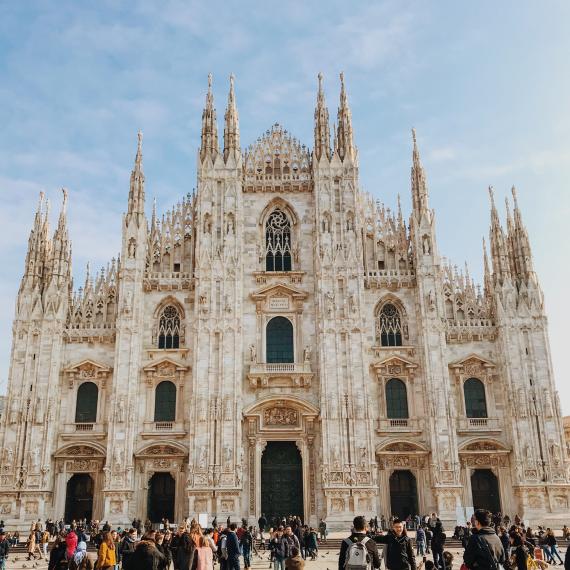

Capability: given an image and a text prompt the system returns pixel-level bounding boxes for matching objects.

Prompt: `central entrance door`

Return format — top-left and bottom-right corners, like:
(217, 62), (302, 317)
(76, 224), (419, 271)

(261, 441), (303, 523)
(65, 473), (94, 522)
(389, 470), (418, 519)
(148, 472), (175, 523)
(471, 469), (501, 513)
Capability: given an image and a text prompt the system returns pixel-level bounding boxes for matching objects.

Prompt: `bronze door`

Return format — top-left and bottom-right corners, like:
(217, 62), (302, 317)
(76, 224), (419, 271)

(148, 472), (175, 523)
(261, 441), (303, 522)
(65, 473), (94, 522)
(471, 469), (501, 513)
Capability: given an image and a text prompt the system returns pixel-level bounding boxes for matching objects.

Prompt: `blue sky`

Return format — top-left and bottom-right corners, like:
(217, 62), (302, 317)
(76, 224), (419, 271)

(1, 1), (569, 411)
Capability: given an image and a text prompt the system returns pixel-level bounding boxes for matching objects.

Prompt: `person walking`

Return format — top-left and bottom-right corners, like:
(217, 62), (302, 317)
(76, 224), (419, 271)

(508, 532), (529, 570)
(241, 526), (254, 570)
(372, 518), (416, 570)
(416, 526), (426, 557)
(338, 516), (381, 570)
(96, 531), (117, 570)
(431, 522), (446, 570)
(271, 529), (286, 570)
(546, 529), (563, 565)
(195, 535), (214, 570)
(0, 531), (9, 570)
(463, 510), (505, 570)
(120, 528), (138, 570)
(69, 541), (93, 570)
(226, 523), (242, 570)
(318, 519), (327, 543)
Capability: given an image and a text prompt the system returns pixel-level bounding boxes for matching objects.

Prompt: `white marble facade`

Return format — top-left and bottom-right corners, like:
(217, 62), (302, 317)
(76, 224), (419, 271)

(1, 74), (569, 530)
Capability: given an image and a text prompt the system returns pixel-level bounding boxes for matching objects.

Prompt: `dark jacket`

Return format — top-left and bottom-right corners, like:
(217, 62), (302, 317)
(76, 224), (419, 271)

(0, 538), (9, 558)
(374, 533), (416, 570)
(157, 542), (172, 570)
(130, 540), (166, 570)
(48, 543), (68, 570)
(281, 534), (301, 559)
(338, 532), (381, 570)
(176, 534), (197, 570)
(464, 528), (505, 570)
(564, 545), (570, 570)
(227, 531), (241, 559)
(431, 531), (446, 552)
(120, 535), (138, 569)
(511, 545), (529, 570)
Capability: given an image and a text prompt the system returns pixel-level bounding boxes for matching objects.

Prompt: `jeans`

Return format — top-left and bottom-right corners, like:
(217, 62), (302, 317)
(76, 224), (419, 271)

(433, 549), (444, 570)
(541, 545), (553, 562)
(243, 546), (252, 568)
(227, 556), (241, 570)
(0, 556), (5, 570)
(42, 543), (48, 557)
(550, 545), (563, 564)
(416, 541), (425, 556)
(274, 557), (285, 570)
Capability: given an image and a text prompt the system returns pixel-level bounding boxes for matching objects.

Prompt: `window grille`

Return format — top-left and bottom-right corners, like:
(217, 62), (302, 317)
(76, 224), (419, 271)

(158, 305), (181, 349)
(265, 210), (292, 272)
(377, 303), (403, 346)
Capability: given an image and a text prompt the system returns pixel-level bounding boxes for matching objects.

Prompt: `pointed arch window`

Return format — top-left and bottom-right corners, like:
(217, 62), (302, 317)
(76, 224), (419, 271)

(158, 305), (181, 349)
(154, 381), (177, 422)
(385, 378), (409, 419)
(464, 378), (488, 418)
(377, 303), (403, 346)
(75, 382), (98, 423)
(265, 209), (292, 272)
(266, 316), (294, 363)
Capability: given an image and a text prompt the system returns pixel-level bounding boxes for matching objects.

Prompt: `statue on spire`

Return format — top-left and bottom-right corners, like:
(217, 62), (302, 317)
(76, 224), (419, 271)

(314, 72), (331, 161)
(200, 73), (219, 162)
(223, 73), (240, 162)
(336, 71), (355, 161)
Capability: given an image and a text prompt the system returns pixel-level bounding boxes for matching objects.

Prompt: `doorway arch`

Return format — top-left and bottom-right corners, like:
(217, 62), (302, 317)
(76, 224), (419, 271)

(148, 472), (175, 523)
(65, 473), (94, 522)
(261, 441), (303, 524)
(471, 469), (500, 512)
(389, 470), (418, 519)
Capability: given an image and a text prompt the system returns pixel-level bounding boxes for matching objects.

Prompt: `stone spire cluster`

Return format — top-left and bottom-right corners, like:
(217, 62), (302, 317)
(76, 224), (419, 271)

(200, 73), (219, 162)
(20, 189), (71, 298)
(127, 131), (145, 223)
(410, 128), (430, 218)
(223, 74), (240, 161)
(313, 72), (356, 163)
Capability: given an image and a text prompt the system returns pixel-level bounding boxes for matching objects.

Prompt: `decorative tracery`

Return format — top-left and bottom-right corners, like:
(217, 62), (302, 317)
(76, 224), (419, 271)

(158, 305), (181, 349)
(265, 210), (292, 272)
(376, 302), (405, 346)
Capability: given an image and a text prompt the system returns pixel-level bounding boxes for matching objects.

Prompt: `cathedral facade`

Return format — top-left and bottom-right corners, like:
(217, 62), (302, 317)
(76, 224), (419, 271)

(1, 74), (569, 529)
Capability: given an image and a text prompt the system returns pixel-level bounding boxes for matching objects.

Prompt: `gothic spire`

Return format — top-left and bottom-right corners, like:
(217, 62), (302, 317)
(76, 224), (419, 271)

(49, 188), (71, 281)
(410, 128), (429, 217)
(223, 73), (240, 162)
(510, 185), (535, 281)
(314, 72), (331, 161)
(200, 73), (219, 163)
(127, 131), (145, 220)
(488, 186), (511, 284)
(336, 72), (355, 162)
(482, 237), (493, 301)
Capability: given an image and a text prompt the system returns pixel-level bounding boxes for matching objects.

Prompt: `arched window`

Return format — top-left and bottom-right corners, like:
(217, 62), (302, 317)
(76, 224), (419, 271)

(158, 305), (181, 349)
(377, 303), (403, 346)
(464, 378), (488, 418)
(154, 381), (176, 422)
(386, 378), (409, 419)
(75, 382), (98, 423)
(266, 316), (294, 363)
(265, 210), (292, 272)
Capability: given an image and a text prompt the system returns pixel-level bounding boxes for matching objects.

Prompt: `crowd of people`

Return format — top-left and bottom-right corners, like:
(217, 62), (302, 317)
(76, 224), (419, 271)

(0, 510), (568, 570)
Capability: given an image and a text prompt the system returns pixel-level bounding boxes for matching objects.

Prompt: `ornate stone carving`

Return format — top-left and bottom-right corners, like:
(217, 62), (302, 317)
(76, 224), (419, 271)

(263, 407), (299, 426)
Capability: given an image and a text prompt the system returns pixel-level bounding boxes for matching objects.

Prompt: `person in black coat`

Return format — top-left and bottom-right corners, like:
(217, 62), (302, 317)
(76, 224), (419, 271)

(373, 518), (416, 570)
(430, 522), (446, 570)
(338, 516), (381, 570)
(509, 532), (529, 570)
(464, 510), (506, 570)
(130, 538), (166, 570)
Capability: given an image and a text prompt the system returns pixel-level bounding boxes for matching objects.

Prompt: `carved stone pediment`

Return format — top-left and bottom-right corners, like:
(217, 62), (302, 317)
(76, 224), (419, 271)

(136, 444), (187, 458)
(251, 282), (308, 305)
(143, 357), (189, 374)
(55, 444), (106, 458)
(449, 354), (495, 376)
(64, 359), (112, 383)
(372, 356), (418, 379)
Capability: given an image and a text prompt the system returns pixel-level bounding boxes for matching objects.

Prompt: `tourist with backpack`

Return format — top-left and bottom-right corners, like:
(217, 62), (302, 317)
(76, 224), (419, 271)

(416, 527), (426, 556)
(338, 516), (381, 570)
(373, 518), (416, 570)
(431, 522), (446, 570)
(463, 510), (506, 570)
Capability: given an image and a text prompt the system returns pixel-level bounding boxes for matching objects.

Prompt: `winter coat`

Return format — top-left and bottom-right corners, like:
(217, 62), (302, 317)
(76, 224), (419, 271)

(510, 545), (529, 570)
(338, 533), (382, 570)
(463, 528), (506, 570)
(66, 531), (78, 559)
(176, 534), (197, 570)
(373, 533), (416, 570)
(120, 536), (138, 569)
(129, 540), (166, 570)
(431, 531), (446, 552)
(97, 541), (117, 568)
(196, 545), (214, 570)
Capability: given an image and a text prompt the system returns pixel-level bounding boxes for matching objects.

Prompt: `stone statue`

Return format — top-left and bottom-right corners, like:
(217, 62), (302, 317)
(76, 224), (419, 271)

(348, 294), (357, 314)
(116, 397), (126, 423)
(128, 238), (136, 258)
(359, 447), (368, 468)
(303, 346), (311, 362)
(123, 290), (133, 314)
(422, 235), (431, 255)
(249, 344), (257, 363)
(3, 447), (14, 466)
(543, 392), (554, 417)
(9, 398), (19, 424)
(29, 446), (40, 470)
(224, 445), (232, 469)
(325, 291), (334, 316)
(113, 446), (124, 467)
(198, 446), (207, 469)
(332, 446), (340, 469)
